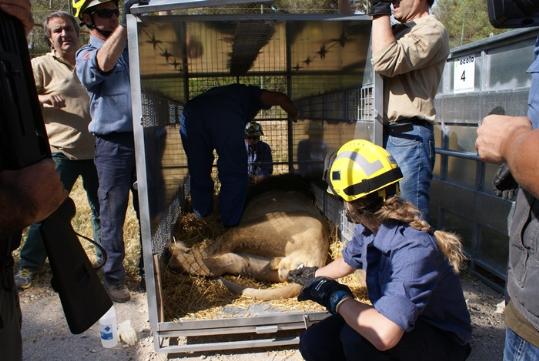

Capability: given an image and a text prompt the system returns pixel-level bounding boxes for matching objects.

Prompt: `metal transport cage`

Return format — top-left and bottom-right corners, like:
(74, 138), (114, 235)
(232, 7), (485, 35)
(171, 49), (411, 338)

(126, 1), (379, 354)
(431, 27), (539, 290)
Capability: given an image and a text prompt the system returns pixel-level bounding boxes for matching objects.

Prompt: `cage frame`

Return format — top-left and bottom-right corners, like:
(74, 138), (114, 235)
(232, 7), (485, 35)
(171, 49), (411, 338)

(127, 2), (382, 354)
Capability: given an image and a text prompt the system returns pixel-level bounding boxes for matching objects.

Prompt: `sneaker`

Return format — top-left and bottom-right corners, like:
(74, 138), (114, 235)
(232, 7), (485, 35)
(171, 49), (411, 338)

(14, 268), (35, 290)
(105, 282), (131, 303)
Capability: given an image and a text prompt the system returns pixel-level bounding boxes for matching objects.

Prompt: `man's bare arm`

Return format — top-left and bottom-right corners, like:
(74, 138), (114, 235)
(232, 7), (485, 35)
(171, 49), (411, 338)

(371, 16), (395, 55)
(260, 90), (298, 121)
(96, 25), (127, 72)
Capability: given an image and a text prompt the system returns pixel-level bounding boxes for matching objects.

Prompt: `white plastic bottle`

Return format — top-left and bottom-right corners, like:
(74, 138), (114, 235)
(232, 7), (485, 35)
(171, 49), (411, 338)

(99, 306), (118, 348)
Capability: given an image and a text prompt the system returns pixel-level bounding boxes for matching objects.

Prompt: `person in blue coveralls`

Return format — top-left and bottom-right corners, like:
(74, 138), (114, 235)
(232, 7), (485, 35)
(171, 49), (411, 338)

(288, 139), (472, 361)
(244, 121), (273, 185)
(73, 0), (141, 303)
(180, 84), (297, 227)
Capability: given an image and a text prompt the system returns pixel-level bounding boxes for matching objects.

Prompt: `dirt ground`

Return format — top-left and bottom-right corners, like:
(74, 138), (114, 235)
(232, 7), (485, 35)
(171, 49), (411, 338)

(17, 270), (505, 361)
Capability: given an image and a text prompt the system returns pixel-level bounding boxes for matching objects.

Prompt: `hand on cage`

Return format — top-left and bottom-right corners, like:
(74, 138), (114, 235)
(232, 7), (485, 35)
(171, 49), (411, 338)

(120, 0), (146, 27)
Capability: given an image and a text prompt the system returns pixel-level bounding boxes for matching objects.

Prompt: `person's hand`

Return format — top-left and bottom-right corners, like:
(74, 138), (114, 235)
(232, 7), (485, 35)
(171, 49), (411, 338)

(476, 115), (531, 164)
(0, 159), (67, 231)
(120, 0), (147, 27)
(20, 159), (67, 223)
(288, 266), (317, 286)
(0, 0), (33, 35)
(298, 277), (353, 314)
(369, 0), (392, 17)
(42, 94), (66, 109)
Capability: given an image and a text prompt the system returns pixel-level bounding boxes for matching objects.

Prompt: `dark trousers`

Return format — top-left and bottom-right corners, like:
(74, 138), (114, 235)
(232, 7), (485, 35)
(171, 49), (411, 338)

(180, 112), (248, 227)
(300, 315), (471, 361)
(19, 152), (100, 271)
(94, 133), (142, 285)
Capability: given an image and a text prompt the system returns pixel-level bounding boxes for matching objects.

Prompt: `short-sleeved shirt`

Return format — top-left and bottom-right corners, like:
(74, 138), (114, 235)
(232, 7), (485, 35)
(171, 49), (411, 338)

(371, 15), (449, 123)
(342, 221), (472, 344)
(76, 36), (132, 135)
(527, 36), (539, 129)
(32, 52), (94, 160)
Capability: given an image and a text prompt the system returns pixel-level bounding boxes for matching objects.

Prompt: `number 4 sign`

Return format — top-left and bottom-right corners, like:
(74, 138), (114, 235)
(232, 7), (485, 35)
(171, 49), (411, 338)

(453, 55), (475, 93)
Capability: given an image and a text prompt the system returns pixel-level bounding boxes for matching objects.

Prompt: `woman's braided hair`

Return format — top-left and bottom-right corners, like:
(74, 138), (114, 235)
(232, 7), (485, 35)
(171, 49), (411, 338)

(348, 195), (466, 273)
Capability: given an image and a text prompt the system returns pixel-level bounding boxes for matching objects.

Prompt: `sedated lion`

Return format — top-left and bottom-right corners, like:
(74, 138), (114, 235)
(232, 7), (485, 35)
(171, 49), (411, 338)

(168, 174), (330, 300)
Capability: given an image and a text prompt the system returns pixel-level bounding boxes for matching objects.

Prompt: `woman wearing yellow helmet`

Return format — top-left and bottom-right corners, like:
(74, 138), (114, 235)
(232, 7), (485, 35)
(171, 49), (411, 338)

(289, 139), (472, 361)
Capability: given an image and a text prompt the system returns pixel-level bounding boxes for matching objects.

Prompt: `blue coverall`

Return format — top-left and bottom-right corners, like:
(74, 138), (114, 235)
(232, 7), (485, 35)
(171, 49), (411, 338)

(180, 84), (270, 227)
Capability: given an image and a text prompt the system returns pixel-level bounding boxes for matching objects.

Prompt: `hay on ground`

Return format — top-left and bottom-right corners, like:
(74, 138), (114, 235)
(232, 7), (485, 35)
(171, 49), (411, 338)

(162, 209), (368, 321)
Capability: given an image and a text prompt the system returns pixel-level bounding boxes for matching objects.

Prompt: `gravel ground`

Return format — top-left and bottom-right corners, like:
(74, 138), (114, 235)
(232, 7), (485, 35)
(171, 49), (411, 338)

(18, 271), (505, 361)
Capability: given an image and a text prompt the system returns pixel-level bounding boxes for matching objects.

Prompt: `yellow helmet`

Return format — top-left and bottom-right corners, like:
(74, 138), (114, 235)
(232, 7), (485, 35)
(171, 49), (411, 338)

(327, 139), (403, 202)
(72, 0), (116, 19)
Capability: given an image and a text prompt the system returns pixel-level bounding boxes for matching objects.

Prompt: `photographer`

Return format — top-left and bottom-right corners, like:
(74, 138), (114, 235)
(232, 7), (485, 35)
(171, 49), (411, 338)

(0, 3), (66, 360)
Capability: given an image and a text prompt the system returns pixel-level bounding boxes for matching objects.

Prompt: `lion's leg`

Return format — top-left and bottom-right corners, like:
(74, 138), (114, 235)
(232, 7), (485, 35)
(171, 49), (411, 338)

(205, 253), (282, 282)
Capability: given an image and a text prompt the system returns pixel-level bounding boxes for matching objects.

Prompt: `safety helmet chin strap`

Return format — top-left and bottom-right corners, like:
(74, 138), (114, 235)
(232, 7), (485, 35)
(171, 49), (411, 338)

(83, 14), (113, 38)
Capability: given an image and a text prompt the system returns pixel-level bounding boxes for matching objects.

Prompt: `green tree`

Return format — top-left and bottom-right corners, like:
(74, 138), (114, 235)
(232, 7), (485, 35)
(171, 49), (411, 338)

(433, 0), (505, 48)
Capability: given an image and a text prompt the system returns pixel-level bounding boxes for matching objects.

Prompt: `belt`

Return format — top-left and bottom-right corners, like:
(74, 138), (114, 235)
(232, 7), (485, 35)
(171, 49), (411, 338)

(385, 117), (432, 135)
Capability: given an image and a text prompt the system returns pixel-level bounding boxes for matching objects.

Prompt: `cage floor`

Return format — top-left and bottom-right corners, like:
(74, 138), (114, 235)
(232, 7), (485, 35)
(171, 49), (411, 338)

(161, 210), (368, 321)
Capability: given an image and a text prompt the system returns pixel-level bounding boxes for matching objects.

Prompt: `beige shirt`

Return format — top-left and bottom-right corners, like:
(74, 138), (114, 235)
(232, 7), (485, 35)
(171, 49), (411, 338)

(32, 51), (94, 160)
(372, 15), (449, 123)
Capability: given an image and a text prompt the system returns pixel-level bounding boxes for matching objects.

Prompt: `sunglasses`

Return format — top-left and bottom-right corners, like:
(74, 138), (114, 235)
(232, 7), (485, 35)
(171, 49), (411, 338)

(92, 8), (120, 19)
(246, 136), (259, 140)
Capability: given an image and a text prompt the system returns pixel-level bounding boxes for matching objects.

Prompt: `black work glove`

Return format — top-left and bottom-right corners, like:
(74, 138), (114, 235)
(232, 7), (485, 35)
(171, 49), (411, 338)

(493, 164), (519, 201)
(288, 266), (318, 286)
(369, 0), (392, 17)
(298, 277), (353, 315)
(120, 0), (146, 27)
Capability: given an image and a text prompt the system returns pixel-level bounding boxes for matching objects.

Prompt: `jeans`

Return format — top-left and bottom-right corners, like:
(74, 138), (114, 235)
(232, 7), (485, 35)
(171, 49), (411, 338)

(94, 133), (141, 285)
(504, 327), (539, 361)
(19, 152), (100, 271)
(300, 315), (470, 361)
(384, 122), (434, 221)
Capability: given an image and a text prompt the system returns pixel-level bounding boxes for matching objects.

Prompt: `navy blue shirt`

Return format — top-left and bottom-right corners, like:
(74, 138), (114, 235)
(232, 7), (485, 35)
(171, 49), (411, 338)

(343, 221), (472, 344)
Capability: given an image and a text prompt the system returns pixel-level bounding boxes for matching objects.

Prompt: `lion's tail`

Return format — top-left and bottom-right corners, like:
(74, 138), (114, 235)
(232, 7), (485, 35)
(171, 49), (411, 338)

(219, 278), (302, 300)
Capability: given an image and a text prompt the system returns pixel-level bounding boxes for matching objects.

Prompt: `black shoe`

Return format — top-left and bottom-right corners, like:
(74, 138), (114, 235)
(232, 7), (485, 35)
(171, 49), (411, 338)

(105, 282), (130, 303)
(138, 278), (146, 292)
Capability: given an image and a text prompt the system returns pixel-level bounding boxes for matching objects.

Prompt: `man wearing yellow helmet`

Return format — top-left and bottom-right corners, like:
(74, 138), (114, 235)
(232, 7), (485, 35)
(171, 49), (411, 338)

(74, 0), (142, 302)
(289, 139), (471, 361)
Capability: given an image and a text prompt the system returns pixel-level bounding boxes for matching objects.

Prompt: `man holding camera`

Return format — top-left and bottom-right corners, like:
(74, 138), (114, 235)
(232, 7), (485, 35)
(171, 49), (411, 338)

(369, 0), (448, 221)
